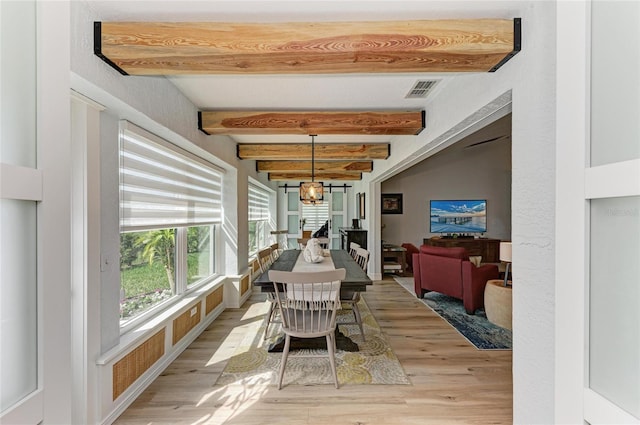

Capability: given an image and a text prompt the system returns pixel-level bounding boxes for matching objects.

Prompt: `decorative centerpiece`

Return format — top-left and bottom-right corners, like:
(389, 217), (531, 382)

(303, 238), (324, 263)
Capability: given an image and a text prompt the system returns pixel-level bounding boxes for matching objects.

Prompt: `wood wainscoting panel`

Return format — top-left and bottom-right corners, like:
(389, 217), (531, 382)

(112, 328), (165, 400)
(205, 286), (224, 315)
(172, 303), (201, 345)
(240, 274), (250, 295)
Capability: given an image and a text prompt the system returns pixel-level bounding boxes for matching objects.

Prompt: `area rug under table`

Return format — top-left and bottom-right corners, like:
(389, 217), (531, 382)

(215, 298), (411, 387)
(393, 277), (512, 350)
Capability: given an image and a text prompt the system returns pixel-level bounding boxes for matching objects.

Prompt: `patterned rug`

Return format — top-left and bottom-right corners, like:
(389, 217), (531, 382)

(216, 298), (411, 387)
(394, 277), (512, 350)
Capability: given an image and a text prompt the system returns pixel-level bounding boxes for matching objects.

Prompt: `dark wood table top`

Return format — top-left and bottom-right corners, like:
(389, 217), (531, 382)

(253, 249), (372, 293)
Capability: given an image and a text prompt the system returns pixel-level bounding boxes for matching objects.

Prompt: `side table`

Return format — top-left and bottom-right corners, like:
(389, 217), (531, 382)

(484, 279), (512, 330)
(382, 244), (407, 276)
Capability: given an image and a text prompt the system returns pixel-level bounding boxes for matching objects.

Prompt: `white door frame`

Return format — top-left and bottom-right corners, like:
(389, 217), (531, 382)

(556, 1), (640, 423)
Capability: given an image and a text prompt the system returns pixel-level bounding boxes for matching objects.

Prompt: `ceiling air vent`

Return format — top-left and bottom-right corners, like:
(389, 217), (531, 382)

(405, 80), (439, 99)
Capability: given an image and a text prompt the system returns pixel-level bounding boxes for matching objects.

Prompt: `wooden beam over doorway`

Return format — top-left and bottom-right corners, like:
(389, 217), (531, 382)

(94, 19), (520, 75)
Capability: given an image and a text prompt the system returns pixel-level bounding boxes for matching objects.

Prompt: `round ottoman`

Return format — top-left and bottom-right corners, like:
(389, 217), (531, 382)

(484, 279), (512, 330)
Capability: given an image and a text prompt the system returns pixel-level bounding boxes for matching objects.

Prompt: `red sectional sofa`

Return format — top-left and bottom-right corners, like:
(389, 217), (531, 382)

(401, 242), (419, 272)
(413, 245), (499, 314)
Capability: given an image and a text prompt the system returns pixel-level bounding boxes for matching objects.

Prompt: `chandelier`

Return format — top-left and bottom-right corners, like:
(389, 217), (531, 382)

(299, 134), (324, 205)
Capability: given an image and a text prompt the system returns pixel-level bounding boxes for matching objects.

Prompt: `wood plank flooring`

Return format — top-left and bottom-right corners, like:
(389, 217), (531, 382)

(114, 276), (512, 425)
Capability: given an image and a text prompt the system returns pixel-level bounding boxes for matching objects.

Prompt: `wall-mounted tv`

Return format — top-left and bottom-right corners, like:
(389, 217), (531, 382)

(430, 200), (487, 233)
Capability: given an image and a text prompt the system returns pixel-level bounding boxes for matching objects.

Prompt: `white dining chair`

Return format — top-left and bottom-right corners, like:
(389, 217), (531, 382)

(341, 247), (369, 341)
(268, 268), (346, 389)
(348, 242), (360, 259)
(297, 238), (309, 250)
(354, 247), (369, 271)
(258, 247), (274, 273)
(258, 247), (278, 340)
(270, 242), (280, 261)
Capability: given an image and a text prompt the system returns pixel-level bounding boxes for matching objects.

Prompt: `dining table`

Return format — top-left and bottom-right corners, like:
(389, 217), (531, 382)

(253, 249), (372, 352)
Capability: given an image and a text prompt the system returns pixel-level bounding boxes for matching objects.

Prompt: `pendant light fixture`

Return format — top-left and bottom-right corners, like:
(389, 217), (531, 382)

(299, 134), (324, 205)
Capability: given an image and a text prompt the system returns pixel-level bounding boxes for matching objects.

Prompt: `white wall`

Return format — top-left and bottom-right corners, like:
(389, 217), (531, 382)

(380, 124), (512, 248)
(361, 3), (557, 423)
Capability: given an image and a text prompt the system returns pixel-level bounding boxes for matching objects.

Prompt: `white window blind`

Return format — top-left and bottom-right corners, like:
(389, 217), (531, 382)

(302, 202), (329, 233)
(120, 122), (223, 231)
(248, 183), (270, 221)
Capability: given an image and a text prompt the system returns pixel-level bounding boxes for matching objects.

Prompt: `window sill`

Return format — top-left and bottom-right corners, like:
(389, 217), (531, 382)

(97, 275), (225, 366)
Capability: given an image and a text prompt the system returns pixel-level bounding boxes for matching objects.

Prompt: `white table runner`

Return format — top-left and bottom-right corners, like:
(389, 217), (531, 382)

(291, 250), (335, 272)
(289, 251), (339, 302)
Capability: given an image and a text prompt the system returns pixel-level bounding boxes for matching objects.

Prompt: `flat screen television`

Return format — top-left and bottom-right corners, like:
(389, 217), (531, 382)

(430, 199), (487, 233)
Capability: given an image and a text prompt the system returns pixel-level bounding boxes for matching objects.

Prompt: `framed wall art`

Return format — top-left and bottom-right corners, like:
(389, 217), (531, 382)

(381, 193), (403, 214)
(358, 192), (366, 219)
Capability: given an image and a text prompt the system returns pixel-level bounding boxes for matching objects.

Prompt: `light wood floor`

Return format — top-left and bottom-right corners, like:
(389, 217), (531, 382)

(114, 276), (512, 425)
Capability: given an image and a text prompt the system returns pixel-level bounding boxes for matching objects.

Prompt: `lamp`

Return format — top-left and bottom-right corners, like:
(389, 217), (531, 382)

(499, 241), (512, 286)
(299, 134), (324, 205)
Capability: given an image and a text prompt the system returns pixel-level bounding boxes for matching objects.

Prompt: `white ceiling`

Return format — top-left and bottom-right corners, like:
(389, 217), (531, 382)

(86, 0), (518, 145)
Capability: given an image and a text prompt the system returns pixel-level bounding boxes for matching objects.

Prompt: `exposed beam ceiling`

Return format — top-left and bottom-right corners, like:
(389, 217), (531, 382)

(94, 19), (520, 75)
(237, 143), (390, 160)
(268, 172), (362, 181)
(257, 160), (373, 173)
(199, 110), (424, 135)
(92, 13), (520, 182)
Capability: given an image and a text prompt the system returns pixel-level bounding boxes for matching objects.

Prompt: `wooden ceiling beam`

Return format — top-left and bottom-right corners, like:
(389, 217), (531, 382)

(237, 143), (390, 160)
(268, 172), (362, 181)
(199, 110), (424, 135)
(94, 19), (521, 75)
(257, 160), (373, 173)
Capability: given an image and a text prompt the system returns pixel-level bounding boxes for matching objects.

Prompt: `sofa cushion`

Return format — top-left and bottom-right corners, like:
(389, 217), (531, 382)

(419, 245), (469, 260)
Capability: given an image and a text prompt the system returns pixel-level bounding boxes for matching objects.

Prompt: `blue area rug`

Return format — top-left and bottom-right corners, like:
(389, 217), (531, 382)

(393, 277), (512, 350)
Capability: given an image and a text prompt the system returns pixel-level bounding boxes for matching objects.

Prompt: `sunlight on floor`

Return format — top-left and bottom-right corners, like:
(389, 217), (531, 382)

(205, 301), (269, 366)
(193, 300), (275, 423)
(195, 373), (272, 423)
(242, 300), (270, 320)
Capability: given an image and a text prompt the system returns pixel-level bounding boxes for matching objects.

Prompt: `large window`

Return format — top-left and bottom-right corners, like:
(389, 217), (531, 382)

(301, 201), (329, 235)
(119, 122), (222, 326)
(248, 183), (270, 255)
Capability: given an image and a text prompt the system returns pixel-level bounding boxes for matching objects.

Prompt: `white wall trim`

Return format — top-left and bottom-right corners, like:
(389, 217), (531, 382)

(70, 94), (104, 424)
(38, 1), (73, 423)
(0, 390), (43, 425)
(585, 159), (640, 199)
(555, 1), (588, 423)
(0, 163), (42, 201)
(584, 389), (640, 424)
